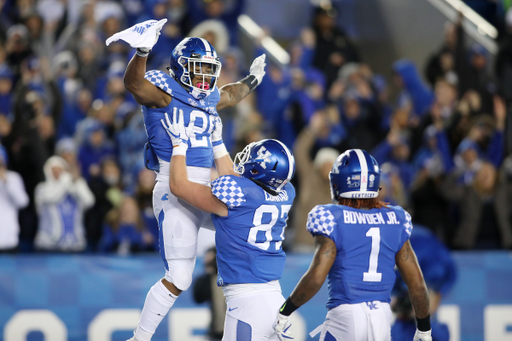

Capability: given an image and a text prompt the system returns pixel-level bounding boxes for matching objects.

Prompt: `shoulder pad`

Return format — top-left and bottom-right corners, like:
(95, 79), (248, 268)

(211, 175), (246, 208)
(144, 70), (173, 96)
(306, 205), (337, 236)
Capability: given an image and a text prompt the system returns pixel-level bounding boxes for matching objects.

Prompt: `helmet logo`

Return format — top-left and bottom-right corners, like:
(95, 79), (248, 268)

(174, 41), (187, 56)
(256, 146), (272, 169)
(369, 174), (375, 187)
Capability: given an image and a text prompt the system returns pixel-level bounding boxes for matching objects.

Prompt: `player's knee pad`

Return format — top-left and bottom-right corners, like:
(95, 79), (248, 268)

(164, 258), (196, 291)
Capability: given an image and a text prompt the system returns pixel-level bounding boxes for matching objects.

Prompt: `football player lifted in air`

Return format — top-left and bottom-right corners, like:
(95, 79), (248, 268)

(162, 108), (296, 341)
(106, 19), (266, 341)
(273, 149), (432, 341)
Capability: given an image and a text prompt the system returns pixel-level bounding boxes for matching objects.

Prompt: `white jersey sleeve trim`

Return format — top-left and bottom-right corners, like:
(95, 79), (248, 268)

(144, 70), (173, 96)
(306, 205), (337, 236)
(211, 176), (246, 208)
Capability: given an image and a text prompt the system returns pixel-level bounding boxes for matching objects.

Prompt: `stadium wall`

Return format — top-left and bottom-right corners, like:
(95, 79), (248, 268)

(0, 252), (511, 341)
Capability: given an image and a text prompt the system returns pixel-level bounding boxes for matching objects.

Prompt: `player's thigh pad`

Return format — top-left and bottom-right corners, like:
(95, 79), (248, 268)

(153, 181), (205, 290)
(319, 301), (391, 341)
(222, 291), (285, 341)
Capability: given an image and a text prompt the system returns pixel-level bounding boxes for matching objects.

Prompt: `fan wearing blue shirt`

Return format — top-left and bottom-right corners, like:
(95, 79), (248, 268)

(273, 149), (432, 341)
(163, 108), (296, 341)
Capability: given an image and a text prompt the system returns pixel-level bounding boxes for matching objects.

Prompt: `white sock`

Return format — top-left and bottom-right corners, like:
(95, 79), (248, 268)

(134, 280), (178, 341)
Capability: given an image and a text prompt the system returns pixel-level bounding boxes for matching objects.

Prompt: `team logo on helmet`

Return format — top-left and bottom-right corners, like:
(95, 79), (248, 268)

(256, 146), (272, 169)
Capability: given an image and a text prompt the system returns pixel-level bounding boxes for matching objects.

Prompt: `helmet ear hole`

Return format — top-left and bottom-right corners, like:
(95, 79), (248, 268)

(251, 169), (259, 175)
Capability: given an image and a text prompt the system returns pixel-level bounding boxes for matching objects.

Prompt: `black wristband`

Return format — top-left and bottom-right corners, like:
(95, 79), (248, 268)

(279, 297), (299, 316)
(416, 314), (431, 332)
(240, 75), (258, 92)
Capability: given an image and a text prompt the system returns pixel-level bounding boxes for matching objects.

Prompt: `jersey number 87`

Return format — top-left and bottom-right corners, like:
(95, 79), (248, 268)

(248, 204), (292, 251)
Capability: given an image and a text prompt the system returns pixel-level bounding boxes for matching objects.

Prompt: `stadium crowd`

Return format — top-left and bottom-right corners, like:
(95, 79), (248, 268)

(0, 0), (511, 255)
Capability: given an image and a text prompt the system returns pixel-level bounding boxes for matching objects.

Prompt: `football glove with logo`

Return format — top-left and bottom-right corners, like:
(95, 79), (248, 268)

(273, 313), (293, 341)
(161, 107), (194, 156)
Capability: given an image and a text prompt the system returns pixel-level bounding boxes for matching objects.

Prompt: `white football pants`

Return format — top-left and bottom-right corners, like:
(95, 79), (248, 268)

(315, 301), (392, 341)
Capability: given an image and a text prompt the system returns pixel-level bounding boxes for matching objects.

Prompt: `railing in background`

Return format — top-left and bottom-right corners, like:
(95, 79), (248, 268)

(237, 14), (291, 67)
(425, 0), (498, 54)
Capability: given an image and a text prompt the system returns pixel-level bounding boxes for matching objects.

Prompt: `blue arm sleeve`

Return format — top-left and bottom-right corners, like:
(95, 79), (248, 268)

(486, 130), (504, 168)
(371, 140), (393, 164)
(436, 129), (454, 172)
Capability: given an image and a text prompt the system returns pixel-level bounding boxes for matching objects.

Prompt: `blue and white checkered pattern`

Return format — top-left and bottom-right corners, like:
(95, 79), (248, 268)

(144, 70), (173, 96)
(306, 206), (337, 236)
(404, 211), (413, 236)
(211, 176), (246, 208)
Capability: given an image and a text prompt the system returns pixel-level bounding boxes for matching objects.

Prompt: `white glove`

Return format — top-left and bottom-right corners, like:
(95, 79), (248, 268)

(413, 329), (432, 341)
(211, 116), (223, 143)
(211, 116), (228, 159)
(273, 313), (293, 341)
(105, 18), (167, 50)
(250, 54), (266, 85)
(160, 107), (193, 156)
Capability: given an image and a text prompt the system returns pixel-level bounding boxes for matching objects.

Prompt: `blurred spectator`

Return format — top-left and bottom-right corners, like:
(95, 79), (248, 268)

(134, 167), (158, 250)
(78, 119), (115, 181)
(5, 24), (32, 77)
(424, 21), (458, 87)
(0, 64), (13, 118)
(410, 125), (453, 241)
(372, 128), (415, 190)
(116, 108), (147, 187)
(453, 16), (496, 114)
(192, 246), (226, 341)
(0, 144), (29, 252)
(378, 162), (408, 208)
(292, 112), (338, 251)
(441, 161), (512, 249)
(310, 5), (360, 91)
(452, 96), (506, 184)
(85, 158), (123, 252)
(99, 195), (154, 254)
(392, 59), (434, 118)
(189, 0), (245, 46)
(34, 155), (95, 252)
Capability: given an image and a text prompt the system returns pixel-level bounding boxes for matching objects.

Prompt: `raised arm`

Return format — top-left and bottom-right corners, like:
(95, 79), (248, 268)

(124, 54), (171, 108)
(395, 240), (432, 340)
(216, 54), (266, 111)
(162, 108), (228, 217)
(105, 19), (171, 108)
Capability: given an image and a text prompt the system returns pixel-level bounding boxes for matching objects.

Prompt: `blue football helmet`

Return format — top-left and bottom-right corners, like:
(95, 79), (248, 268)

(329, 149), (381, 202)
(234, 139), (295, 193)
(169, 37), (222, 99)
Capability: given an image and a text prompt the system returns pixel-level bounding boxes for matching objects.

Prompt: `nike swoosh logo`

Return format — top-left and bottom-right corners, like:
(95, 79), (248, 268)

(228, 307), (238, 311)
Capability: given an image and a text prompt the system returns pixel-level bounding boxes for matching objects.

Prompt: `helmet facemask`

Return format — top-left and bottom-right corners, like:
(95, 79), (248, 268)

(178, 54), (221, 98)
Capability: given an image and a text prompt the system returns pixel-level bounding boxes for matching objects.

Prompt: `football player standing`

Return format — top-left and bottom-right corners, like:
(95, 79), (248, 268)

(106, 19), (267, 341)
(273, 149), (432, 341)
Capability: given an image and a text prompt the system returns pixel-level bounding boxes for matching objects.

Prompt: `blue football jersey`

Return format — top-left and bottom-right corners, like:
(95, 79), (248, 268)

(142, 70), (223, 171)
(307, 204), (412, 308)
(211, 175), (296, 286)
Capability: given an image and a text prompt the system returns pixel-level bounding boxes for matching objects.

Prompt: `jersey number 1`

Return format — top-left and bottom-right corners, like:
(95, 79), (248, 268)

(363, 227), (382, 282)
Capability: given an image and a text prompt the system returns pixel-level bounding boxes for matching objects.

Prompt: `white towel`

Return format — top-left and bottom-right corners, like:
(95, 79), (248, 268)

(105, 18), (167, 48)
